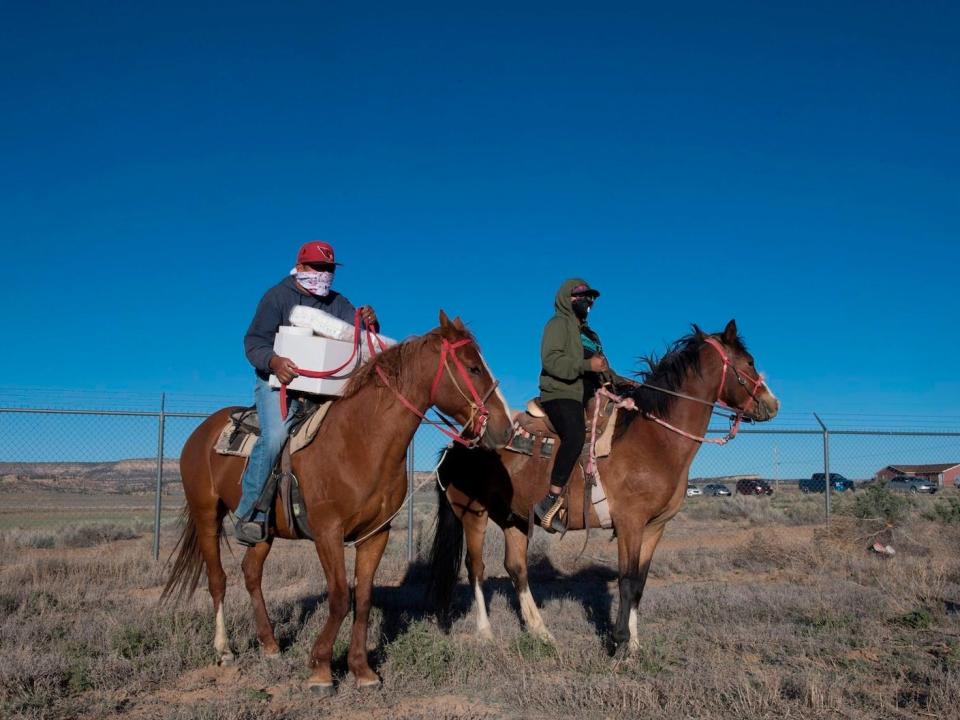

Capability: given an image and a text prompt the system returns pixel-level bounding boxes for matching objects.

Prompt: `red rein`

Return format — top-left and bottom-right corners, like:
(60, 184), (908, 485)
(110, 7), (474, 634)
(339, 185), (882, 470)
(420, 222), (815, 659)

(643, 338), (767, 446)
(279, 312), (489, 447)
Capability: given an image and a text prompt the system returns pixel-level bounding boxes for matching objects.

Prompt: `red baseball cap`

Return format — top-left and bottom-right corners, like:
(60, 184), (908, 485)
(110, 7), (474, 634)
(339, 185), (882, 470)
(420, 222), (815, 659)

(570, 282), (600, 298)
(297, 241), (342, 266)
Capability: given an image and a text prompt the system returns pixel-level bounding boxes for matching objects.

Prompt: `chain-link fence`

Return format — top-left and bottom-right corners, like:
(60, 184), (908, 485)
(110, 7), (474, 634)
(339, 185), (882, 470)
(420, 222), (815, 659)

(2, 396), (959, 562)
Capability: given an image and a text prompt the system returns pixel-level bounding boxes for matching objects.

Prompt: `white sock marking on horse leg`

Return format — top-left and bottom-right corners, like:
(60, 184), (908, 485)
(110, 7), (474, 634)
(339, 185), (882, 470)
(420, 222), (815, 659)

(518, 586), (553, 641)
(479, 351), (511, 418)
(474, 580), (493, 639)
(629, 606), (640, 652)
(214, 605), (233, 661)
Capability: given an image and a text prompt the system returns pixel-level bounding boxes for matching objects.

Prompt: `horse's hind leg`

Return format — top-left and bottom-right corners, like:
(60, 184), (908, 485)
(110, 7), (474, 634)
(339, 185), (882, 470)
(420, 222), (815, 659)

(462, 506), (493, 641)
(241, 538), (280, 656)
(348, 528), (390, 688)
(503, 524), (553, 643)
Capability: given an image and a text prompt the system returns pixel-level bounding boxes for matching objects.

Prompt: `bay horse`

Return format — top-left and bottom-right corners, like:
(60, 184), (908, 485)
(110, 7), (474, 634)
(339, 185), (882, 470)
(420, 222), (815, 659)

(163, 311), (512, 695)
(427, 320), (779, 651)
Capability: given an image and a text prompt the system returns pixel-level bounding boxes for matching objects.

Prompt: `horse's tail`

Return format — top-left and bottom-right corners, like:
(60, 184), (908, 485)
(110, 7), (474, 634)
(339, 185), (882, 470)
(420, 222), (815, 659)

(425, 479), (464, 625)
(160, 505), (220, 605)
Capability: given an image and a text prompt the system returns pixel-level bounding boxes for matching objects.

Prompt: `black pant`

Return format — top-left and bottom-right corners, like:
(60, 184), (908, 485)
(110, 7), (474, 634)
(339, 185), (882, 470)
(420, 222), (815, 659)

(542, 398), (586, 489)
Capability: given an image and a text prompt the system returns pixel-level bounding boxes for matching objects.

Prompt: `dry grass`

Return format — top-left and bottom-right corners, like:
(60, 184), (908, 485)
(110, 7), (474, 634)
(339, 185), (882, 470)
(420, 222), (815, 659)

(1, 490), (958, 719)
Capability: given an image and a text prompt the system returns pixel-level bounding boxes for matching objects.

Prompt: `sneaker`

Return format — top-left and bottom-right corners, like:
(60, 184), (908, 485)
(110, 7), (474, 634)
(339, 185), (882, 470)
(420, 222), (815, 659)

(233, 515), (267, 546)
(533, 494), (566, 534)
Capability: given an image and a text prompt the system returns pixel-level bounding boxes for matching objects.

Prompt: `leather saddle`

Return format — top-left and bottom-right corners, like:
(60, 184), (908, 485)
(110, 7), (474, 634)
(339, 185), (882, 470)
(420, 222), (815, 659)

(217, 396), (333, 541)
(508, 394), (617, 460)
(519, 397), (558, 434)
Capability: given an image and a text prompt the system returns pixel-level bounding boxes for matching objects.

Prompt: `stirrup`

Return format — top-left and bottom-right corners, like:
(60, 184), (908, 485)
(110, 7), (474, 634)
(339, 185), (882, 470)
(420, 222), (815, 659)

(534, 495), (566, 534)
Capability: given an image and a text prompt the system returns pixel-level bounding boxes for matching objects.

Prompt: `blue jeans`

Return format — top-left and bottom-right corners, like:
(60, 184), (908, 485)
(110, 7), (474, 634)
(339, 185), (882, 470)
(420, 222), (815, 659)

(236, 378), (301, 521)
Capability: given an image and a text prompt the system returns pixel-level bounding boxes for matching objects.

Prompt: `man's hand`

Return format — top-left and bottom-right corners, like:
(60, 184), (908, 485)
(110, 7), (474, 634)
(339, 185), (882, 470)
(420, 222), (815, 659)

(269, 356), (299, 384)
(359, 305), (378, 329)
(589, 355), (609, 373)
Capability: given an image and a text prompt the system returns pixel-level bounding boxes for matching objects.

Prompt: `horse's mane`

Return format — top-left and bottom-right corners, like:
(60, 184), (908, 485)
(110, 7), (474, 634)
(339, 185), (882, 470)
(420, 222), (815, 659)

(340, 326), (477, 399)
(614, 325), (747, 435)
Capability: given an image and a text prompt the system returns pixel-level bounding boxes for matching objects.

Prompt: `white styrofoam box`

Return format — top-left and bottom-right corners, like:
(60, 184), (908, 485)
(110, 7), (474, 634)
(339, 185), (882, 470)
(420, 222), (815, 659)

(288, 305), (396, 346)
(268, 325), (394, 396)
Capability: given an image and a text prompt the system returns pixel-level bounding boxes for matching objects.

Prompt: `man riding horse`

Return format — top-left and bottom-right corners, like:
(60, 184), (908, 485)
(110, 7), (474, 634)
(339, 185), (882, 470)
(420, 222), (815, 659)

(235, 240), (378, 545)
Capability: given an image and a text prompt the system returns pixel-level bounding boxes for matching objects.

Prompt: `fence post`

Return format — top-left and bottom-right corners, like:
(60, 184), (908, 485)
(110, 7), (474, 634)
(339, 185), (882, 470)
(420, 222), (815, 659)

(153, 393), (166, 561)
(814, 413), (831, 523)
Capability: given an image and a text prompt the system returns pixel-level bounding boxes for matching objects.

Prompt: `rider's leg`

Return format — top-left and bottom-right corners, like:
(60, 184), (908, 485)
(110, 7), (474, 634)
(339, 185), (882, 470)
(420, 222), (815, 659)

(534, 398), (586, 532)
(236, 379), (297, 528)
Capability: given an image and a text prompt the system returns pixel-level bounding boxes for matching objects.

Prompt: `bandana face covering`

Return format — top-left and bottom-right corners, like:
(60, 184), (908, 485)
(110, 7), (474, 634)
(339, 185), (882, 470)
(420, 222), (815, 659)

(572, 297), (593, 320)
(295, 270), (333, 297)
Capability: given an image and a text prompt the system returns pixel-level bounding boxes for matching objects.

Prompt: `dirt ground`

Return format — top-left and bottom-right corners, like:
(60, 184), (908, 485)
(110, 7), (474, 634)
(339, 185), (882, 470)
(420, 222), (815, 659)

(1, 490), (959, 720)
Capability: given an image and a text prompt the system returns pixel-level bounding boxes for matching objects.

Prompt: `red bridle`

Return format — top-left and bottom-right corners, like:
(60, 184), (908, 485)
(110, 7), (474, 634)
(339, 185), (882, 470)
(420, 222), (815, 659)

(375, 335), (494, 447)
(640, 336), (768, 446)
(702, 337), (767, 416)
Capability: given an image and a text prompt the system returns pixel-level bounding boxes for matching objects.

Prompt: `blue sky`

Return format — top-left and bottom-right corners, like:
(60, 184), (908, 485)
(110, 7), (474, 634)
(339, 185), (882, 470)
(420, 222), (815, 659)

(1, 1), (958, 432)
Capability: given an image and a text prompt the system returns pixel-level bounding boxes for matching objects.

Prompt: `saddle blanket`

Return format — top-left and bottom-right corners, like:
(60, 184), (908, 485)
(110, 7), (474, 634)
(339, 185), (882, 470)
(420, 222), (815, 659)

(214, 400), (333, 457)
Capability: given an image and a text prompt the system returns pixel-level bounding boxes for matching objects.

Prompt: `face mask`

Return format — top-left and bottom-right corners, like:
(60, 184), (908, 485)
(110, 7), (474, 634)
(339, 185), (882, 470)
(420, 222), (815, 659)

(295, 270), (333, 297)
(572, 298), (592, 320)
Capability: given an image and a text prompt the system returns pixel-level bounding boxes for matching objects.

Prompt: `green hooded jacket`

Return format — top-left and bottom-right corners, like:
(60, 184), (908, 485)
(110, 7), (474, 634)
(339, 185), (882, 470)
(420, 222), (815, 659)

(539, 277), (596, 403)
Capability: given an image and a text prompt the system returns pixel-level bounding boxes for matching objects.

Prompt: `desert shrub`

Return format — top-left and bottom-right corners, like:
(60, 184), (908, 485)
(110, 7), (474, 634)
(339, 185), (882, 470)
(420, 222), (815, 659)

(0, 592), (19, 615)
(0, 522), (141, 550)
(384, 621), (483, 686)
(111, 624), (163, 660)
(514, 632), (556, 662)
(922, 497), (960, 525)
(780, 496), (826, 525)
(838, 484), (913, 525)
(893, 609), (933, 630)
(682, 496), (787, 525)
(61, 523), (140, 547)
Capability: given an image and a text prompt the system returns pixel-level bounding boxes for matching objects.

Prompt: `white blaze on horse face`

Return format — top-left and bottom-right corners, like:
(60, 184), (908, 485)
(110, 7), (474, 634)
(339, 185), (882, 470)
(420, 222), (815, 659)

(757, 378), (780, 419)
(478, 351), (511, 420)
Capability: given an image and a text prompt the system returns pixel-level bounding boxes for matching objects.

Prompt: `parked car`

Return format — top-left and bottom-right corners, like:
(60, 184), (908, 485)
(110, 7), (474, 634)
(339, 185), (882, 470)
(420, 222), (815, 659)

(686, 485), (703, 497)
(800, 473), (855, 493)
(887, 475), (937, 494)
(736, 479), (773, 496)
(703, 483), (732, 496)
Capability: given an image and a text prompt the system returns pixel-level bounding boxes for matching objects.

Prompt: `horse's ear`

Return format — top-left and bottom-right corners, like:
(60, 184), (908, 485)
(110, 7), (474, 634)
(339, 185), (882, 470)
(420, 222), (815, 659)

(723, 319), (738, 343)
(692, 323), (704, 339)
(452, 315), (465, 330)
(438, 309), (450, 328)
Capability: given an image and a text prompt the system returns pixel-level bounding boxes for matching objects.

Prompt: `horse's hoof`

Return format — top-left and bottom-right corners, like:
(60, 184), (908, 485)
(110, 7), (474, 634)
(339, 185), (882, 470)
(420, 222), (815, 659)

(356, 678), (381, 691)
(262, 648), (282, 661)
(476, 626), (494, 642)
(218, 652), (235, 667)
(308, 682), (336, 697)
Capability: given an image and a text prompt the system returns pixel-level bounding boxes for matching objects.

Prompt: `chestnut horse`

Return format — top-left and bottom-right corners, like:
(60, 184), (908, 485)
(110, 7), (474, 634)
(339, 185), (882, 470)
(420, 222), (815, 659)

(163, 312), (512, 695)
(427, 320), (778, 651)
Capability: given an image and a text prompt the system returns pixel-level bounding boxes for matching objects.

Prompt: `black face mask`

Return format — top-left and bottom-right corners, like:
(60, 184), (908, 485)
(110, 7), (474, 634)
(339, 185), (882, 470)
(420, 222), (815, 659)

(572, 298), (593, 320)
